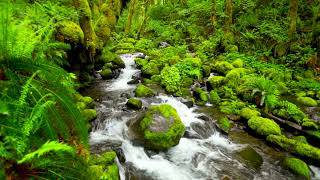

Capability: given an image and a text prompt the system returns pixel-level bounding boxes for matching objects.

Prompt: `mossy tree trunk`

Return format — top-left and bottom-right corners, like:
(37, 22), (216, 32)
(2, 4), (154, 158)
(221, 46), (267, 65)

(125, 0), (137, 34)
(288, 0), (298, 42)
(211, 0), (217, 32)
(225, 0), (233, 32)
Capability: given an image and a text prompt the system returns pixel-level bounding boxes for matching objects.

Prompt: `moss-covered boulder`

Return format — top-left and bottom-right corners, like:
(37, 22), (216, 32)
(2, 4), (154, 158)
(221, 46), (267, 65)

(100, 68), (113, 79)
(89, 151), (119, 180)
(134, 84), (155, 97)
(297, 97), (318, 107)
(267, 135), (320, 162)
(193, 88), (209, 105)
(139, 104), (185, 150)
(82, 109), (97, 122)
(217, 117), (233, 133)
(214, 61), (234, 75)
(210, 90), (221, 105)
(56, 21), (84, 44)
(248, 117), (281, 136)
(127, 98), (142, 109)
(141, 62), (160, 77)
(232, 59), (244, 68)
(208, 76), (225, 89)
(283, 157), (310, 179)
(237, 146), (263, 170)
(240, 108), (261, 120)
(135, 58), (148, 68)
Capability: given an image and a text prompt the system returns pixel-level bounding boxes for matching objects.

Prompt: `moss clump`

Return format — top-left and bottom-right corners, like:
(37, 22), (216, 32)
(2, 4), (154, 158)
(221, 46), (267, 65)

(100, 68), (113, 79)
(90, 151), (119, 180)
(248, 117), (281, 136)
(214, 61), (234, 74)
(267, 135), (320, 162)
(82, 109), (97, 122)
(127, 98), (142, 109)
(134, 84), (155, 97)
(297, 96), (318, 107)
(194, 88), (209, 105)
(56, 21), (84, 44)
(208, 76), (225, 88)
(140, 104), (185, 150)
(101, 164), (119, 180)
(142, 62), (160, 76)
(77, 102), (86, 110)
(202, 65), (211, 77)
(293, 136), (308, 144)
(240, 108), (261, 120)
(217, 117), (233, 133)
(232, 58), (244, 68)
(135, 58), (148, 68)
(283, 158), (310, 179)
(210, 90), (221, 104)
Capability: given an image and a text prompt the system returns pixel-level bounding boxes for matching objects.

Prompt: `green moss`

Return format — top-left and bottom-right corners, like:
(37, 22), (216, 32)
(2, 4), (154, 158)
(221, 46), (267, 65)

(210, 90), (221, 105)
(214, 61), (234, 74)
(208, 76), (225, 88)
(134, 84), (155, 97)
(225, 68), (245, 86)
(293, 136), (308, 144)
(217, 117), (232, 133)
(89, 165), (104, 179)
(248, 117), (281, 136)
(202, 65), (211, 77)
(180, 77), (194, 88)
(142, 62), (160, 76)
(160, 66), (181, 93)
(77, 102), (86, 110)
(267, 135), (320, 162)
(283, 158), (310, 179)
(135, 58), (148, 68)
(81, 96), (94, 105)
(100, 68), (113, 79)
(127, 98), (142, 109)
(175, 88), (191, 97)
(297, 96), (318, 107)
(140, 104), (185, 150)
(56, 21), (84, 44)
(232, 58), (244, 68)
(82, 109), (97, 122)
(194, 88), (209, 104)
(302, 121), (318, 130)
(101, 164), (119, 180)
(240, 108), (261, 120)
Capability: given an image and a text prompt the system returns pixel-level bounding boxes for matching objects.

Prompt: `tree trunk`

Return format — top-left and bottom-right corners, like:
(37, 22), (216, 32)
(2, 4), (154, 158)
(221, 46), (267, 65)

(211, 0), (217, 31)
(225, 0), (233, 32)
(288, 0), (298, 42)
(125, 0), (137, 34)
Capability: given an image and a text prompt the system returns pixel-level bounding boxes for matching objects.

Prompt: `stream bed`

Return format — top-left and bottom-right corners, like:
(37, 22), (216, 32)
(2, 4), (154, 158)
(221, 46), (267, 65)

(85, 53), (320, 180)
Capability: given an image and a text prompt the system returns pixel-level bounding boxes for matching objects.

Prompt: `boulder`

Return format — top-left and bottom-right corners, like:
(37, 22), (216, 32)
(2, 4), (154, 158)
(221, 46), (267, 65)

(127, 98), (143, 109)
(283, 157), (310, 179)
(134, 84), (155, 97)
(237, 146), (263, 170)
(248, 117), (281, 136)
(139, 104), (185, 150)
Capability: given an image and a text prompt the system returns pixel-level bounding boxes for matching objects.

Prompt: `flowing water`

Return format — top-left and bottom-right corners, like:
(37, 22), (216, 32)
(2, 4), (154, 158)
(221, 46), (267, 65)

(88, 53), (320, 180)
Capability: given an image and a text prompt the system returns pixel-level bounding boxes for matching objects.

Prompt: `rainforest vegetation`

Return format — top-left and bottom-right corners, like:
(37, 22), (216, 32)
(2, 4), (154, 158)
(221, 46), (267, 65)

(0, 0), (320, 179)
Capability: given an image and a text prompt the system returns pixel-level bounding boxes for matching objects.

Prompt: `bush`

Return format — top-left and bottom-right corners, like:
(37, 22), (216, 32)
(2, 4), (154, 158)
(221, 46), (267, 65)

(160, 66), (181, 93)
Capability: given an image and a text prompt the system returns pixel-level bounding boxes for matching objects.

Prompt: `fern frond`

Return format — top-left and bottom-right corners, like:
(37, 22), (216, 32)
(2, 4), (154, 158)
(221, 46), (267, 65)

(18, 141), (75, 164)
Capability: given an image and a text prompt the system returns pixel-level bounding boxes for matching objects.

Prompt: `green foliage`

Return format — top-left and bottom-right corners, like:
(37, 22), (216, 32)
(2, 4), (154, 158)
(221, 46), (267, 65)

(210, 90), (221, 105)
(18, 141), (75, 164)
(220, 100), (246, 115)
(248, 117), (282, 136)
(283, 157), (310, 179)
(140, 104), (185, 150)
(135, 84), (155, 97)
(273, 100), (307, 124)
(160, 66), (181, 93)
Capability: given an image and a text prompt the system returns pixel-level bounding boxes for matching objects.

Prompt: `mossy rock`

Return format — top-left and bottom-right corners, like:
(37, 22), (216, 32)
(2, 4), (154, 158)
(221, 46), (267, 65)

(100, 68), (113, 79)
(297, 97), (318, 107)
(82, 109), (97, 122)
(89, 165), (104, 179)
(248, 117), (281, 136)
(56, 21), (84, 44)
(283, 157), (310, 179)
(302, 121), (318, 130)
(293, 136), (308, 144)
(142, 62), (160, 77)
(180, 77), (194, 88)
(194, 88), (209, 105)
(209, 90), (221, 105)
(214, 61), (234, 75)
(202, 65), (211, 77)
(139, 104), (185, 150)
(240, 108), (261, 120)
(237, 146), (263, 170)
(77, 102), (87, 110)
(175, 88), (191, 97)
(217, 117), (233, 133)
(267, 135), (320, 162)
(101, 164), (120, 180)
(127, 98), (142, 109)
(134, 84), (155, 97)
(208, 76), (225, 89)
(135, 58), (148, 68)
(232, 58), (244, 68)
(112, 56), (125, 69)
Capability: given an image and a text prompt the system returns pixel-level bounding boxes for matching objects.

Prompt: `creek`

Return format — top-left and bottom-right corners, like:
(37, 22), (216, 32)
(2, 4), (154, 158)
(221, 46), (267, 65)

(86, 53), (320, 180)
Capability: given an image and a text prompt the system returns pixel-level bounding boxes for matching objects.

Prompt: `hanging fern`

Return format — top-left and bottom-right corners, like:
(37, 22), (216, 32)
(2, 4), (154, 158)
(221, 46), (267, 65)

(18, 141), (75, 164)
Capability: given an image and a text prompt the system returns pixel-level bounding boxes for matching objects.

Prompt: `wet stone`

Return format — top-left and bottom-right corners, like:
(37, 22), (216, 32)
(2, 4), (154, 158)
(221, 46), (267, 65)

(236, 146), (263, 170)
